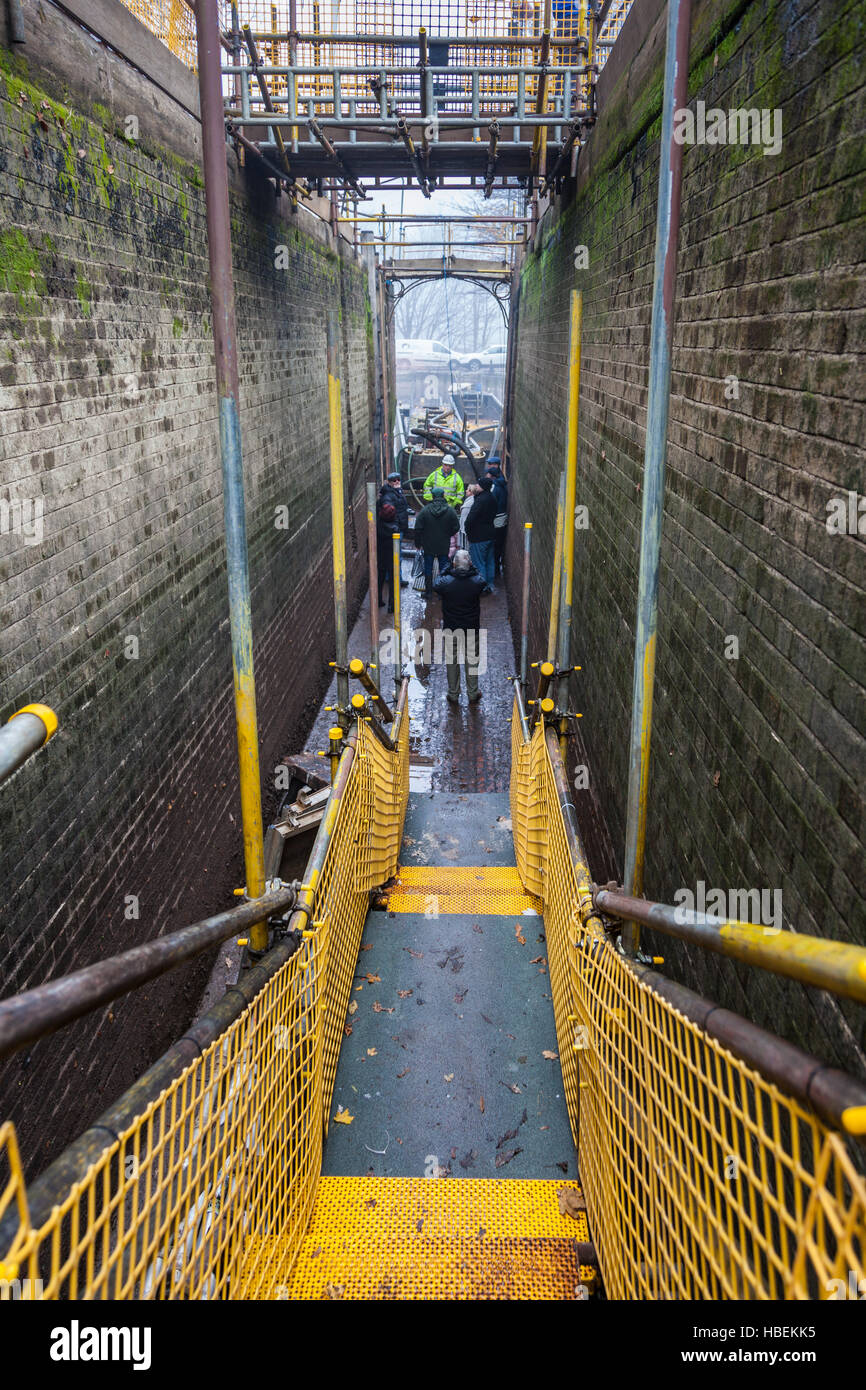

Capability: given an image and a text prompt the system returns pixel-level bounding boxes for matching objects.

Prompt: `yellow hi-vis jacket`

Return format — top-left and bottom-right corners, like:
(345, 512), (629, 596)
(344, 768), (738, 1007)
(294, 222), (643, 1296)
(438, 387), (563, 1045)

(422, 465), (465, 506)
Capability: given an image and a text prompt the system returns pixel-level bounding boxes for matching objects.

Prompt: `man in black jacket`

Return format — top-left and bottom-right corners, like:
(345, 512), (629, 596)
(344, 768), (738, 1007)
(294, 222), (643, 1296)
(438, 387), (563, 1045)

(414, 487), (460, 598)
(378, 471), (410, 533)
(378, 472), (412, 587)
(433, 550), (487, 704)
(465, 475), (498, 594)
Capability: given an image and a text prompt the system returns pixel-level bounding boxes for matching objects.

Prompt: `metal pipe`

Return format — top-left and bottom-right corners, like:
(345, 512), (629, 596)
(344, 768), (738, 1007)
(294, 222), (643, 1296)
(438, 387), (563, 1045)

(519, 522), (532, 687)
(327, 725), (343, 782)
(530, 660), (555, 726)
(241, 24), (291, 174)
(195, 0), (268, 952)
(513, 677), (530, 742)
(225, 111), (581, 130)
(1, 724), (364, 1242)
(594, 889), (866, 1007)
(326, 307), (350, 729)
(622, 0), (692, 955)
(231, 127), (290, 186)
(0, 886), (297, 1061)
(531, 17), (552, 174)
(349, 657), (393, 724)
(556, 290), (582, 717)
(545, 727), (595, 898)
(246, 31), (596, 48)
(547, 471), (566, 662)
(0, 705), (57, 787)
(338, 215), (529, 224)
(629, 963), (866, 1138)
(365, 480), (380, 669)
(392, 531), (402, 700)
(350, 693), (396, 751)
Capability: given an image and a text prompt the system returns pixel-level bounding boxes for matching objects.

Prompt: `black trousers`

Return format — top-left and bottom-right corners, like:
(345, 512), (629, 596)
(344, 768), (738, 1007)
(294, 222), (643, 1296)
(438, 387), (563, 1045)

(377, 553), (393, 611)
(494, 524), (508, 574)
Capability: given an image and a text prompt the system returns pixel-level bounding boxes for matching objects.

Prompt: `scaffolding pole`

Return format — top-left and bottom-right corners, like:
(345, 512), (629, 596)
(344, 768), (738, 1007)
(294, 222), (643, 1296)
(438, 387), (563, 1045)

(622, 0), (693, 954)
(326, 307), (350, 729)
(195, 0), (267, 950)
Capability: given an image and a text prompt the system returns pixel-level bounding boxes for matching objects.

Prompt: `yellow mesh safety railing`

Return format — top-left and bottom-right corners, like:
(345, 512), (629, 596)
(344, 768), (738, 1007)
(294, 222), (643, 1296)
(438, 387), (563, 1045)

(120, 0), (198, 67)
(0, 706), (408, 1300)
(510, 702), (866, 1301)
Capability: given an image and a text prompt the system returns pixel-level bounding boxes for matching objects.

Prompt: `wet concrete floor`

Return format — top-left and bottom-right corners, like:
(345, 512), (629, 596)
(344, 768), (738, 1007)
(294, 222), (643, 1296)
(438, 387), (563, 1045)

(315, 550), (578, 1180)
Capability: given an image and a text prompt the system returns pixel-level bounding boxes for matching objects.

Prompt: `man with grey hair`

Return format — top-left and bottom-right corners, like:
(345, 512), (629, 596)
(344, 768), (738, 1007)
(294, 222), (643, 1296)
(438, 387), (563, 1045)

(433, 550), (486, 705)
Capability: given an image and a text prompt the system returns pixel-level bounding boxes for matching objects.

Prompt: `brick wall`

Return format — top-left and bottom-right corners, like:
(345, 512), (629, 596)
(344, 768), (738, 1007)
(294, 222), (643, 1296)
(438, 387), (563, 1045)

(508, 0), (866, 1076)
(0, 8), (374, 1175)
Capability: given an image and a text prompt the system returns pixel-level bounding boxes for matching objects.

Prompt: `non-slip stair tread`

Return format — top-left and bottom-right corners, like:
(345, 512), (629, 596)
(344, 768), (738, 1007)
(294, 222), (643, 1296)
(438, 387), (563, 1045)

(281, 1177), (594, 1300)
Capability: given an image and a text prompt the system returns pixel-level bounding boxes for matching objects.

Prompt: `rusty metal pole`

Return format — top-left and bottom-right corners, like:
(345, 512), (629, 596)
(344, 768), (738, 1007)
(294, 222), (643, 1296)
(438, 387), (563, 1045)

(519, 522), (532, 687)
(195, 0), (267, 949)
(392, 531), (402, 700)
(546, 471), (566, 662)
(366, 480), (380, 669)
(326, 306), (350, 728)
(622, 0), (693, 955)
(556, 290), (583, 736)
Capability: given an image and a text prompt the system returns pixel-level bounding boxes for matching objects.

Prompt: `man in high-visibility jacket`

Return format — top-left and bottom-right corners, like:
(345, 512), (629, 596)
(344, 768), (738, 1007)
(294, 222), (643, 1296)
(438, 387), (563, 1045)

(422, 454), (465, 508)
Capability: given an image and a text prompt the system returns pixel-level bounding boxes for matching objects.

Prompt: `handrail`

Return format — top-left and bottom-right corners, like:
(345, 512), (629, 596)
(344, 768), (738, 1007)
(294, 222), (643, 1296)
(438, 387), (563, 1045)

(0, 884), (298, 1062)
(541, 725), (866, 1136)
(594, 886), (866, 1006)
(0, 706), (58, 787)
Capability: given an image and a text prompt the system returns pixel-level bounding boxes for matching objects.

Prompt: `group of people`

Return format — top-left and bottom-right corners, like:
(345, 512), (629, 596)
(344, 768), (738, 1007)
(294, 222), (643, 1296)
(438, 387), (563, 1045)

(375, 453), (509, 704)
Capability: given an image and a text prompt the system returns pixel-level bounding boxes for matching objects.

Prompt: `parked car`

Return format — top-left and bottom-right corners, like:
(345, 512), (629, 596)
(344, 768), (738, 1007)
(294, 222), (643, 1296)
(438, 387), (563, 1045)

(395, 338), (464, 371)
(461, 344), (508, 371)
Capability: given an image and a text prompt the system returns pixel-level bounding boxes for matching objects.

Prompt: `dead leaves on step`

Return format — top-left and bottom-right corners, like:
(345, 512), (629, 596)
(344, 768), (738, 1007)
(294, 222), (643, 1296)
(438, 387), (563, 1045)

(557, 1188), (587, 1220)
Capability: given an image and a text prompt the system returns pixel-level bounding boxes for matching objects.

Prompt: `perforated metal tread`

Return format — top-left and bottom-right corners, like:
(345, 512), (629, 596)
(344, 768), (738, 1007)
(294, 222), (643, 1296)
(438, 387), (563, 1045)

(279, 1177), (594, 1300)
(384, 865), (542, 916)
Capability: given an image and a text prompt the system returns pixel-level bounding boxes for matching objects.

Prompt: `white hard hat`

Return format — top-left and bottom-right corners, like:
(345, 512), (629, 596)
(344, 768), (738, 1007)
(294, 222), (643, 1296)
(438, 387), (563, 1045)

(441, 454), (455, 467)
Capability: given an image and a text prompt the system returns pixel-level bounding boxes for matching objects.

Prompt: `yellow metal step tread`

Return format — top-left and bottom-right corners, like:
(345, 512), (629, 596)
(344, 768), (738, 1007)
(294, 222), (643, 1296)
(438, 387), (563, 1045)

(384, 865), (541, 915)
(277, 1177), (593, 1300)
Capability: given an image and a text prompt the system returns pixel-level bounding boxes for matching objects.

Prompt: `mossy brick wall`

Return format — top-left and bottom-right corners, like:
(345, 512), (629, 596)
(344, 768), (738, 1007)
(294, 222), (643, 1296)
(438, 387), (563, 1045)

(0, 29), (373, 1175)
(508, 0), (866, 1076)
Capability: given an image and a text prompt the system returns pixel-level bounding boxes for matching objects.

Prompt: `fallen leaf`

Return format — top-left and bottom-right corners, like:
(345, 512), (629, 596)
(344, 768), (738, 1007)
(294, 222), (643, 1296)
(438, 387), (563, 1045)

(454, 988), (468, 1003)
(712, 769), (721, 786)
(373, 1002), (394, 1014)
(501, 1081), (521, 1095)
(542, 1050), (559, 1060)
(404, 948), (423, 959)
(360, 943), (373, 952)
(444, 1073), (454, 1082)
(347, 1000), (358, 1015)
(480, 1095), (485, 1113)
(397, 989), (413, 998)
(343, 1024), (353, 1036)
(365, 1198), (377, 1209)
(472, 923), (483, 934)
(516, 933), (526, 945)
(481, 1013), (494, 1025)
(333, 1110), (353, 1126)
(397, 1067), (410, 1078)
(495, 1147), (523, 1169)
(366, 1048), (377, 1056)
(366, 974), (382, 983)
(497, 1126), (520, 1148)
(556, 1161), (569, 1174)
(558, 1188), (587, 1219)
(324, 1283), (344, 1299)
(530, 956), (546, 965)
